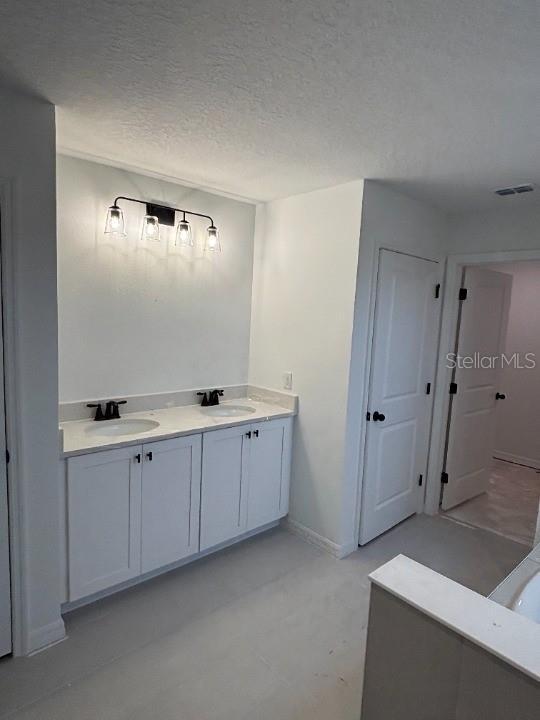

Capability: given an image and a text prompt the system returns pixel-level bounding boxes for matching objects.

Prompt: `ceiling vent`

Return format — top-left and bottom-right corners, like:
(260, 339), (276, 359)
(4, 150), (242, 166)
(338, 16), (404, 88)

(494, 184), (535, 197)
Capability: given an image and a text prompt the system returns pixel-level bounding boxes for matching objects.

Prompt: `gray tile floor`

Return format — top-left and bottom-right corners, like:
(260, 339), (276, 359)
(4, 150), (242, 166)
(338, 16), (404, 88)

(0, 515), (528, 720)
(443, 459), (540, 546)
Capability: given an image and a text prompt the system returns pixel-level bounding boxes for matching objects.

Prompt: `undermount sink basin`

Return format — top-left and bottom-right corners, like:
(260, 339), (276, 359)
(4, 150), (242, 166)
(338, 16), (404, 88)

(202, 404), (257, 418)
(85, 418), (160, 437)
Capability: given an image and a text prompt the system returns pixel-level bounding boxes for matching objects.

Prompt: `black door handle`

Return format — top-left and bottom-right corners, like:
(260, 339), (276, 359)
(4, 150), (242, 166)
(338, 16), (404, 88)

(245, 431), (252, 439)
(495, 393), (506, 400)
(135, 453), (141, 464)
(372, 411), (386, 422)
(146, 451), (153, 461)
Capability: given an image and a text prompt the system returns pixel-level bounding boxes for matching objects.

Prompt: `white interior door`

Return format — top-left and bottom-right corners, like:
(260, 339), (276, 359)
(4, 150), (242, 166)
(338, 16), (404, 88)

(441, 267), (512, 510)
(360, 250), (441, 545)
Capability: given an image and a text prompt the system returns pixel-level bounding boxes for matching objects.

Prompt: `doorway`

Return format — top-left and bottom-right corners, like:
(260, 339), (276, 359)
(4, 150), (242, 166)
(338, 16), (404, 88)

(359, 249), (442, 544)
(440, 260), (540, 547)
(0, 204), (11, 657)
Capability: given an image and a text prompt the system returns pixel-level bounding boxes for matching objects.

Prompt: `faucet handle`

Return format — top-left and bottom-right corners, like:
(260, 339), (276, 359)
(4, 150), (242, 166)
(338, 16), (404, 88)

(87, 403), (105, 421)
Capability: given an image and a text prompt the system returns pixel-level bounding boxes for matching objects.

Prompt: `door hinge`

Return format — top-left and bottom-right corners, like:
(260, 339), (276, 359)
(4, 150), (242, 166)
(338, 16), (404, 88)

(434, 283), (441, 299)
(441, 471), (449, 484)
(418, 474), (423, 487)
(459, 287), (468, 301)
(5, 449), (9, 464)
(426, 382), (431, 395)
(449, 382), (458, 395)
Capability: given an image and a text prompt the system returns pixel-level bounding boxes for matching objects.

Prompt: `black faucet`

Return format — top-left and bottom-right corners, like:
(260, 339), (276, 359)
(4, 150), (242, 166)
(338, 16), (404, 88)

(197, 389), (224, 407)
(208, 389), (224, 406)
(87, 400), (127, 421)
(104, 400), (127, 420)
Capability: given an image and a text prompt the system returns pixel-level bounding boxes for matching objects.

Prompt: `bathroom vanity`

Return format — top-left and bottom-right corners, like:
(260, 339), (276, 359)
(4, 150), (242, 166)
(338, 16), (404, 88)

(59, 397), (295, 606)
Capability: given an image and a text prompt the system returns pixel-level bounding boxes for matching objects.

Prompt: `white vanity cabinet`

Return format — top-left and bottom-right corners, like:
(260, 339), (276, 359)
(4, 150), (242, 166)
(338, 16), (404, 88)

(247, 418), (292, 530)
(200, 417), (292, 551)
(67, 446), (143, 601)
(200, 425), (250, 551)
(67, 434), (202, 602)
(65, 415), (293, 605)
(141, 435), (201, 574)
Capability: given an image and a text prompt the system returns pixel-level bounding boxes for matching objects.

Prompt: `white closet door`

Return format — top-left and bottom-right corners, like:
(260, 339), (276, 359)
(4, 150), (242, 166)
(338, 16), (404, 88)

(360, 250), (441, 544)
(442, 267), (512, 510)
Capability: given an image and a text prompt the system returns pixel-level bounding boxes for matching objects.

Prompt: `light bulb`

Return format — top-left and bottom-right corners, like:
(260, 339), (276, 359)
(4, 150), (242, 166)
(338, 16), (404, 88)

(141, 215), (160, 242)
(205, 224), (221, 252)
(175, 217), (193, 247)
(104, 205), (126, 236)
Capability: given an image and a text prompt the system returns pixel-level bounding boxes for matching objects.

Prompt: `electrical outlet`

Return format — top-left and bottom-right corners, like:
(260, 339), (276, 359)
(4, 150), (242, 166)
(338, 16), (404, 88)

(283, 371), (293, 391)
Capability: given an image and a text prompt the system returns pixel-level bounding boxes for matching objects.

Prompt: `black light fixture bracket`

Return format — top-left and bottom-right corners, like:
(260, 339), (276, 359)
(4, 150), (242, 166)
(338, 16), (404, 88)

(112, 196), (215, 228)
(146, 203), (176, 227)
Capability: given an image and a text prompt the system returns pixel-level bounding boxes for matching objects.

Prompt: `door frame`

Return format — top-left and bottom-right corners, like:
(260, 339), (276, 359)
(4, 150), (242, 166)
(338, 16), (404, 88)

(424, 248), (540, 515)
(0, 179), (25, 656)
(355, 246), (444, 545)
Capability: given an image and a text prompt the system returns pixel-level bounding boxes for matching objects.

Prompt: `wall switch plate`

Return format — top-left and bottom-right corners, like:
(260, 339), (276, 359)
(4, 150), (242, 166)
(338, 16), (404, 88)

(283, 371), (293, 391)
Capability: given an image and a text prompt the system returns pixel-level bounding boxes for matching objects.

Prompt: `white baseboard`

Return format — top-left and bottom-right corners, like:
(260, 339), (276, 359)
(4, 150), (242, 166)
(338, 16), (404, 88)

(283, 517), (356, 559)
(26, 618), (66, 656)
(493, 451), (540, 471)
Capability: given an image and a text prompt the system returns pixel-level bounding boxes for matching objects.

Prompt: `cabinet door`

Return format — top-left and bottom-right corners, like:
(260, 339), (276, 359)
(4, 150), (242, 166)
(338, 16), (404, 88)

(247, 417), (293, 530)
(141, 434), (201, 574)
(200, 425), (249, 551)
(67, 446), (142, 601)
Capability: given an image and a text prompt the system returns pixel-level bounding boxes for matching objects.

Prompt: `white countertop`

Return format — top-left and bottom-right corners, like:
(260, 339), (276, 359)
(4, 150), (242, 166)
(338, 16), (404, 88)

(369, 554), (540, 682)
(61, 399), (295, 457)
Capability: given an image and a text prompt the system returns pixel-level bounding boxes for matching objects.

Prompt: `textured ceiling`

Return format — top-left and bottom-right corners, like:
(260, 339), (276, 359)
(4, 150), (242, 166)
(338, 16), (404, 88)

(0, 0), (538, 209)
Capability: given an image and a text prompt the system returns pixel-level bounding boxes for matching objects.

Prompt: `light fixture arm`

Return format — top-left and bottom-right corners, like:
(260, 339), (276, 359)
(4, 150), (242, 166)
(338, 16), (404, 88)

(113, 196), (215, 227)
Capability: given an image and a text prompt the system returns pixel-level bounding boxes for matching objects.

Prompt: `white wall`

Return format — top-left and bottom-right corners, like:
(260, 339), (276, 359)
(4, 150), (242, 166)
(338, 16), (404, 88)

(448, 203), (540, 254)
(249, 181), (364, 549)
(493, 261), (540, 468)
(0, 87), (64, 653)
(57, 155), (255, 402)
(348, 181), (450, 543)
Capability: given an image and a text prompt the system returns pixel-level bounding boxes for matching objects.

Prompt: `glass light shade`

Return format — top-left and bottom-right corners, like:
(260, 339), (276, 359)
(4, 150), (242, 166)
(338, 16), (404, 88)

(205, 224), (221, 252)
(141, 215), (160, 242)
(104, 205), (126, 236)
(175, 218), (193, 247)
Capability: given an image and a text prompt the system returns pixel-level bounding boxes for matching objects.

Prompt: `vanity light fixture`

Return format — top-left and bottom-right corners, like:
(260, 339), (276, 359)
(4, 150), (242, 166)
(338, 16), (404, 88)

(141, 214), (160, 242)
(104, 204), (126, 236)
(205, 223), (221, 252)
(175, 212), (193, 247)
(104, 196), (221, 252)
